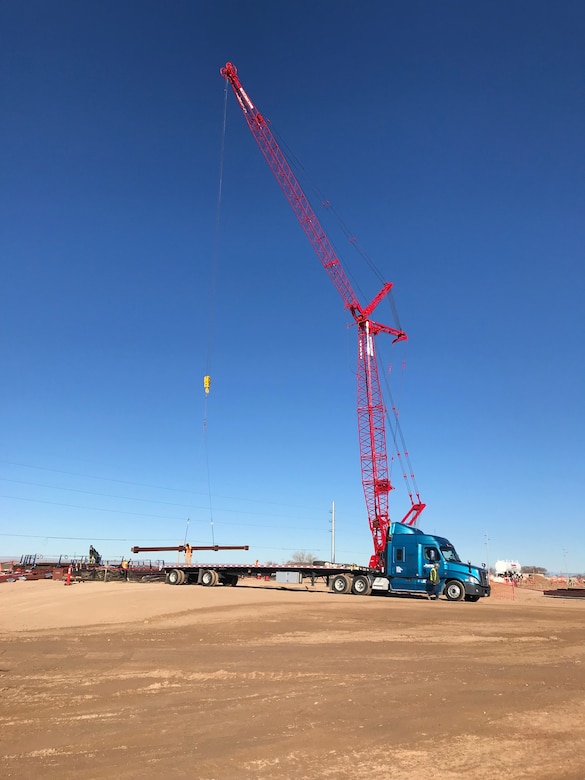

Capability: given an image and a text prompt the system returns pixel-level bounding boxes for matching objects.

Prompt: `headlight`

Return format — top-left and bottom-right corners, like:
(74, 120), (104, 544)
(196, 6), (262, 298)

(466, 575), (479, 584)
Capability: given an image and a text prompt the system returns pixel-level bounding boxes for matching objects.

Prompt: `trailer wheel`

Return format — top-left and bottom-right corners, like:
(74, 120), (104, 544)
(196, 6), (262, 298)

(200, 569), (217, 587)
(223, 574), (238, 586)
(351, 575), (372, 596)
(167, 569), (184, 586)
(330, 574), (351, 594)
(445, 580), (465, 601)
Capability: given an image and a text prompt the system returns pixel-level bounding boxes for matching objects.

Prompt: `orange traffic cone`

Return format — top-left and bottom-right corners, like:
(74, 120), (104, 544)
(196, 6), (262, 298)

(64, 565), (72, 586)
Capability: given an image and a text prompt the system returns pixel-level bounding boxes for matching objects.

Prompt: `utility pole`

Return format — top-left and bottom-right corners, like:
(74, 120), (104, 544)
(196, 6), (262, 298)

(330, 501), (336, 563)
(484, 533), (490, 576)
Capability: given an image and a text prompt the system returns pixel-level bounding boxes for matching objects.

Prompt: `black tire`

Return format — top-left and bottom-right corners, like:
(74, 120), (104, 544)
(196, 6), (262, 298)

(444, 580), (465, 601)
(351, 574), (372, 596)
(223, 574), (238, 587)
(465, 594), (480, 602)
(167, 569), (184, 586)
(330, 574), (351, 594)
(200, 569), (216, 587)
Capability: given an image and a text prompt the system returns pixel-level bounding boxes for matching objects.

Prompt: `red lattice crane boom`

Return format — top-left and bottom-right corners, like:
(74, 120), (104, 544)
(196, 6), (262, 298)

(220, 62), (425, 569)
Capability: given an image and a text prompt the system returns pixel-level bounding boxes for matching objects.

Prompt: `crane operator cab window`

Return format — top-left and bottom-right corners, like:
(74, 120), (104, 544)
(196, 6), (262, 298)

(424, 547), (440, 562)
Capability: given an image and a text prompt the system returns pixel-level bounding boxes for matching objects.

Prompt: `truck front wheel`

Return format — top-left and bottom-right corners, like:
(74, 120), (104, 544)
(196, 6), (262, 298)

(330, 574), (351, 594)
(445, 580), (465, 601)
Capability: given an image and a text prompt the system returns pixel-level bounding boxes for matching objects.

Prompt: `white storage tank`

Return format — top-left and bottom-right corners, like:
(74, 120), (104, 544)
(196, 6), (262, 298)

(494, 560), (521, 576)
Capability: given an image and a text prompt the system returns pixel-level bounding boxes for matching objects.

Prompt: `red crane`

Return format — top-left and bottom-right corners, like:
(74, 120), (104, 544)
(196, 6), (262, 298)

(220, 62), (425, 570)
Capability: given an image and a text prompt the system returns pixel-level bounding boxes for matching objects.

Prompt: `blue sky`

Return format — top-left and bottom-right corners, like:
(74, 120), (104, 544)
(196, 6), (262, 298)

(1, 1), (584, 573)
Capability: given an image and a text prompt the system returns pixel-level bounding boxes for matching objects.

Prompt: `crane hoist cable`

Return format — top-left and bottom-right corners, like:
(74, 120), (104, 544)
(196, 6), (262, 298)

(201, 77), (229, 546)
(273, 124), (405, 338)
(273, 83), (412, 492)
(220, 62), (426, 567)
(382, 355), (422, 506)
(273, 126), (409, 414)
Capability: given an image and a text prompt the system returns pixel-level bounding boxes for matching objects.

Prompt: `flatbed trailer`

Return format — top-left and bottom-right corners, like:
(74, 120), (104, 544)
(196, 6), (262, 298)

(149, 522), (490, 603)
(161, 562), (382, 595)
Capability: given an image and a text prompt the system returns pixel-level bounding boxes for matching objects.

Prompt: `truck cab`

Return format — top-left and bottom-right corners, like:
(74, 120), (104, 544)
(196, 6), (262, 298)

(385, 522), (490, 601)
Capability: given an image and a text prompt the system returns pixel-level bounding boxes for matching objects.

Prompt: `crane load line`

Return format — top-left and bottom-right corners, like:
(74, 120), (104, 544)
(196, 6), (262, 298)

(199, 75), (230, 548)
(220, 61), (426, 566)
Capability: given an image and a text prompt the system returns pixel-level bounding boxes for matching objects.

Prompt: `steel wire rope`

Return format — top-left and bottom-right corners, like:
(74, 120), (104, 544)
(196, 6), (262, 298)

(218, 99), (422, 538)
(201, 79), (229, 546)
(271, 126), (405, 335)
(271, 128), (367, 307)
(288, 142), (414, 504)
(379, 347), (422, 507)
(271, 124), (409, 443)
(272, 127), (416, 504)
(268, 127), (364, 397)
(376, 303), (409, 462)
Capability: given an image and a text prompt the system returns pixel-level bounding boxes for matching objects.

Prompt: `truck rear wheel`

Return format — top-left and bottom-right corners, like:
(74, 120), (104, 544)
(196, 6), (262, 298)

(200, 569), (218, 587)
(167, 569), (185, 586)
(351, 575), (372, 596)
(445, 580), (465, 601)
(330, 574), (351, 594)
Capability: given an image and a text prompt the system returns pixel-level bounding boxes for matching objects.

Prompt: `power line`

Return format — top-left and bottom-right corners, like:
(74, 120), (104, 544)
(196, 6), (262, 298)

(0, 478), (195, 509)
(0, 459), (329, 513)
(0, 531), (338, 555)
(0, 493), (331, 531)
(0, 459), (197, 493)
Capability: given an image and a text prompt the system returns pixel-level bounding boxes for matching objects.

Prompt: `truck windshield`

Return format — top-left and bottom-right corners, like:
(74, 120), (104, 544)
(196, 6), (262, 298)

(440, 545), (461, 563)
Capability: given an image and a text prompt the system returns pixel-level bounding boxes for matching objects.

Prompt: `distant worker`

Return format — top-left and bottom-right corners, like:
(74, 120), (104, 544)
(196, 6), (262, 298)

(89, 544), (102, 565)
(428, 563), (441, 600)
(184, 543), (193, 566)
(121, 558), (129, 581)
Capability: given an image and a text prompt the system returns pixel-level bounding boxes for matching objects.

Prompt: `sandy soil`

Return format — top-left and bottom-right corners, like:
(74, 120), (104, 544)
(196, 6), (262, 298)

(1, 578), (585, 779)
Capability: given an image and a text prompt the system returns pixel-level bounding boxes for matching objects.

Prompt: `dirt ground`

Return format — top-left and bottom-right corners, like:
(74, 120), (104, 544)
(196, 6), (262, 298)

(1, 578), (585, 780)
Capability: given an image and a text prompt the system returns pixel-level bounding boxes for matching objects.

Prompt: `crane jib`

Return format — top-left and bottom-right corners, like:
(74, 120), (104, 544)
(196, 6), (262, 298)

(220, 62), (425, 569)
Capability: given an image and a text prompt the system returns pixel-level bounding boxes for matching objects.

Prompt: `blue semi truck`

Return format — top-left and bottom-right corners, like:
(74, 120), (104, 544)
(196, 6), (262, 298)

(373, 522), (489, 601)
(159, 522), (490, 602)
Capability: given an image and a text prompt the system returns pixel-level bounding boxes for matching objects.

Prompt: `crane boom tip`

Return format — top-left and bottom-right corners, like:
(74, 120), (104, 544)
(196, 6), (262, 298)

(220, 62), (237, 79)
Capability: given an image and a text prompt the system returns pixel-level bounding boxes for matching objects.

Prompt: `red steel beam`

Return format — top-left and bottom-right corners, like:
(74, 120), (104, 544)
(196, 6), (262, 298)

(131, 545), (249, 554)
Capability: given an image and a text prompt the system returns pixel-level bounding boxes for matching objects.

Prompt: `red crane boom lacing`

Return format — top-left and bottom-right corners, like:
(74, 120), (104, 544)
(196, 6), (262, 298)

(220, 63), (425, 569)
